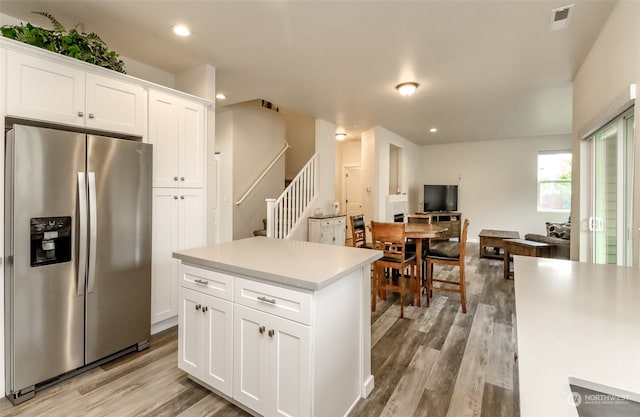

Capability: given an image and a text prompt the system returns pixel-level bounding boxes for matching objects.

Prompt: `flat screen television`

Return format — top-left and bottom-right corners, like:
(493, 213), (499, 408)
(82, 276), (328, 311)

(423, 185), (458, 212)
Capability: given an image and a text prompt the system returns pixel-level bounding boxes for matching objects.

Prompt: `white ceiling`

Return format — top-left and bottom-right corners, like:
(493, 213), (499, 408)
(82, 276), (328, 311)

(0, 1), (616, 145)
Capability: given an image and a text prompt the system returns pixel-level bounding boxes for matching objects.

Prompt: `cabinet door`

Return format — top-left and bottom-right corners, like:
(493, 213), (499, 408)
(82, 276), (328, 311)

(149, 90), (180, 188)
(202, 294), (233, 396)
(268, 315), (311, 417)
(178, 287), (203, 377)
(151, 188), (180, 323)
(85, 73), (147, 136)
(178, 188), (206, 250)
(234, 305), (269, 416)
(179, 100), (206, 188)
(6, 50), (85, 127)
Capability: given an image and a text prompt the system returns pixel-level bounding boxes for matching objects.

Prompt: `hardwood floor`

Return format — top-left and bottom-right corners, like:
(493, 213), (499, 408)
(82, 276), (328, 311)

(0, 243), (519, 417)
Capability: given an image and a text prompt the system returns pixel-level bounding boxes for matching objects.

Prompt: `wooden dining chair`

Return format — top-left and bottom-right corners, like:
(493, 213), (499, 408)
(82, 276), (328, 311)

(350, 214), (371, 249)
(371, 221), (417, 318)
(425, 219), (470, 313)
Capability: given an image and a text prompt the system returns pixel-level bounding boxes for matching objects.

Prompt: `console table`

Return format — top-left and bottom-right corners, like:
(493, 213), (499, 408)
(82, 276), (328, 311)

(503, 239), (552, 279)
(478, 229), (520, 259)
(407, 212), (461, 239)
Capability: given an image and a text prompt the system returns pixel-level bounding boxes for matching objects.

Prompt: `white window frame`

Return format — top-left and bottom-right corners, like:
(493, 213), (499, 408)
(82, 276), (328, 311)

(537, 150), (572, 213)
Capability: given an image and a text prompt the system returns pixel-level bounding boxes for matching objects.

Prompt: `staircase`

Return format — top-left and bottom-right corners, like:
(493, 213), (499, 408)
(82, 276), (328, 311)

(266, 153), (318, 239)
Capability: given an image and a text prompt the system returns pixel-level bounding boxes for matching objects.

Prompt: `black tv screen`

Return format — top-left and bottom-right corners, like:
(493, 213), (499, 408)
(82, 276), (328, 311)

(424, 185), (458, 212)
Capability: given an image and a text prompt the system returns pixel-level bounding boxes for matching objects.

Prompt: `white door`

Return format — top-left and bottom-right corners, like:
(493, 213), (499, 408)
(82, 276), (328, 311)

(85, 72), (146, 136)
(344, 166), (363, 243)
(269, 315), (311, 417)
(6, 50), (85, 127)
(178, 287), (203, 377)
(149, 90), (180, 187)
(151, 188), (180, 323)
(234, 305), (269, 416)
(588, 107), (634, 265)
(179, 100), (206, 188)
(179, 188), (206, 251)
(202, 294), (233, 396)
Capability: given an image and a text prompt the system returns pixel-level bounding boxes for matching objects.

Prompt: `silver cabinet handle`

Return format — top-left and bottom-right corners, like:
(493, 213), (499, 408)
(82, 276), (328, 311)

(180, 196), (185, 200)
(88, 113), (95, 119)
(268, 329), (275, 337)
(174, 176), (179, 181)
(78, 111), (84, 117)
(259, 325), (266, 334)
(194, 279), (208, 285)
(257, 296), (276, 304)
(173, 195), (178, 200)
(180, 177), (185, 181)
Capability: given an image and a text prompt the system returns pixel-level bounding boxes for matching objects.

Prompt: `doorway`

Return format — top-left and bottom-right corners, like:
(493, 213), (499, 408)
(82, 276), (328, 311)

(343, 165), (363, 243)
(587, 107), (634, 265)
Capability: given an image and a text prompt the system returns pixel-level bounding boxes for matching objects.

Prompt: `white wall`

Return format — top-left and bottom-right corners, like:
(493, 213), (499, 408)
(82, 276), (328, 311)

(215, 110), (234, 242)
(572, 1), (640, 264)
(419, 135), (571, 242)
(314, 119), (338, 214)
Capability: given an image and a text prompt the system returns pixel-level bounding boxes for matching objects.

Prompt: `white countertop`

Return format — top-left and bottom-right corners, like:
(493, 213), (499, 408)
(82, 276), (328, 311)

(514, 256), (640, 417)
(173, 236), (382, 291)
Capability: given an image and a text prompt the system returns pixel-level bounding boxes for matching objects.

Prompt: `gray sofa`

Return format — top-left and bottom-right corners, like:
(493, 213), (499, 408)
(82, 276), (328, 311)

(524, 221), (571, 259)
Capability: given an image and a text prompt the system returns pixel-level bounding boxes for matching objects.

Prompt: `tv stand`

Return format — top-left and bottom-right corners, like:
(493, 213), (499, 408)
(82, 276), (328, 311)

(407, 211), (461, 239)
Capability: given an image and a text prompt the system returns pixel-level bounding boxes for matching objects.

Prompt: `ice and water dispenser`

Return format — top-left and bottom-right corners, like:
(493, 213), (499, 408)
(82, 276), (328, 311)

(30, 217), (72, 267)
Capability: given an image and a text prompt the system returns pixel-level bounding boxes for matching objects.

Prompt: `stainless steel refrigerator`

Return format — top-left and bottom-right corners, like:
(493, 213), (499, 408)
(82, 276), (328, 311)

(4, 124), (152, 404)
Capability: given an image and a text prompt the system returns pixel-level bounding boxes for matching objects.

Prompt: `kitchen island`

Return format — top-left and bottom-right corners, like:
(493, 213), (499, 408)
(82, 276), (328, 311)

(173, 236), (381, 417)
(514, 256), (640, 417)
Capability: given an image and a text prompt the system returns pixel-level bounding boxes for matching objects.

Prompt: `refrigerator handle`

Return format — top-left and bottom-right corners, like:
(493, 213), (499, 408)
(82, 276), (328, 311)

(77, 173), (87, 296)
(88, 172), (98, 293)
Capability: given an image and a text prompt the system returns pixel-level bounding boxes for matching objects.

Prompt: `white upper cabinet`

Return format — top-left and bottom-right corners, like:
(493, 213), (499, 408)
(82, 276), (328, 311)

(6, 50), (147, 136)
(149, 89), (206, 188)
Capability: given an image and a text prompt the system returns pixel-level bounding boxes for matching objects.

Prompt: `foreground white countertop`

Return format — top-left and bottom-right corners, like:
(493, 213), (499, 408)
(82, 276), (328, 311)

(514, 256), (640, 417)
(173, 236), (382, 291)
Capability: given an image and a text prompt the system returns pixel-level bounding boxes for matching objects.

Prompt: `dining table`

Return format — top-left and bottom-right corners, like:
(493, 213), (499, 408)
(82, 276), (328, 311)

(404, 222), (448, 306)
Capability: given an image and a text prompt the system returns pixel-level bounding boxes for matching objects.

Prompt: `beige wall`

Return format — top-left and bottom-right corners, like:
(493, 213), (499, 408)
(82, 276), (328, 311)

(419, 135), (571, 243)
(215, 101), (286, 240)
(572, 1), (640, 264)
(282, 108), (315, 179)
(335, 140), (363, 215)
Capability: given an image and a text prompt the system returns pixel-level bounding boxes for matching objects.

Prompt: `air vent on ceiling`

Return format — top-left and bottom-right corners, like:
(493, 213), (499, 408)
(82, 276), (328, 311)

(549, 4), (574, 31)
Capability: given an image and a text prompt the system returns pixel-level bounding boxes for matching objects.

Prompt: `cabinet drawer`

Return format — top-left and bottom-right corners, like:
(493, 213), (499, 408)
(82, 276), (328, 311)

(320, 217), (345, 227)
(179, 264), (233, 301)
(234, 277), (312, 325)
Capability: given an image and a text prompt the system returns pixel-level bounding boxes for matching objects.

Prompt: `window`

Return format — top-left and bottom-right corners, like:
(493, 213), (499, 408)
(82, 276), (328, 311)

(537, 151), (571, 212)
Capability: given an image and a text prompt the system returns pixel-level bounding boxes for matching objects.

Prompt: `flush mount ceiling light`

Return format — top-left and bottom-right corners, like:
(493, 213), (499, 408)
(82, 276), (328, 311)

(395, 82), (419, 96)
(171, 25), (191, 37)
(429, 128), (438, 133)
(215, 93), (226, 100)
(335, 133), (347, 141)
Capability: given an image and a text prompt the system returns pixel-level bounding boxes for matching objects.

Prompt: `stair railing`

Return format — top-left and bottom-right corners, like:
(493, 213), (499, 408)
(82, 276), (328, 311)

(235, 141), (290, 206)
(266, 153), (318, 239)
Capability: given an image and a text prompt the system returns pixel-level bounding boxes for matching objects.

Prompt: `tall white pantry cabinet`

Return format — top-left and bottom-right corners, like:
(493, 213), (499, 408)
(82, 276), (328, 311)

(148, 90), (208, 326)
(0, 38), (212, 335)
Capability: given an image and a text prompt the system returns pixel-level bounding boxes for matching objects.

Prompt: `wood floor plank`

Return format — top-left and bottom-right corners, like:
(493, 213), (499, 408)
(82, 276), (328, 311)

(480, 382), (515, 417)
(445, 303), (496, 417)
(379, 346), (440, 417)
(485, 323), (515, 390)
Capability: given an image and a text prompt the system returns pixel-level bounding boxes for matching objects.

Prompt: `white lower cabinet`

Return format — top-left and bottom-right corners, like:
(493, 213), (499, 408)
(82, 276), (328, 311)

(178, 286), (233, 396)
(152, 188), (205, 324)
(233, 304), (311, 417)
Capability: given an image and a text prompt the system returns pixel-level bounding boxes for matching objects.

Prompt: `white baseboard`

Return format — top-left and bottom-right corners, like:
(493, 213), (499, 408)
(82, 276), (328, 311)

(151, 315), (178, 335)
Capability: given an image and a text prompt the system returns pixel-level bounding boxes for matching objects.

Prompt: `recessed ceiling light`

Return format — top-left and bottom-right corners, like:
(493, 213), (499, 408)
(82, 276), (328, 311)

(430, 128), (438, 133)
(171, 25), (191, 37)
(395, 82), (419, 96)
(215, 93), (226, 100)
(335, 133), (347, 141)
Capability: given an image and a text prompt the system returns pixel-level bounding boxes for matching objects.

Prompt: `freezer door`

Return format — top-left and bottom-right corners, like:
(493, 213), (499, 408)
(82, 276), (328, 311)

(85, 135), (152, 362)
(5, 125), (86, 392)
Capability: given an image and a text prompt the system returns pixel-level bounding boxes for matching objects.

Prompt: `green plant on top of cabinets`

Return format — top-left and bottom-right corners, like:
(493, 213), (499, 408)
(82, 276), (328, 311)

(1, 11), (126, 73)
